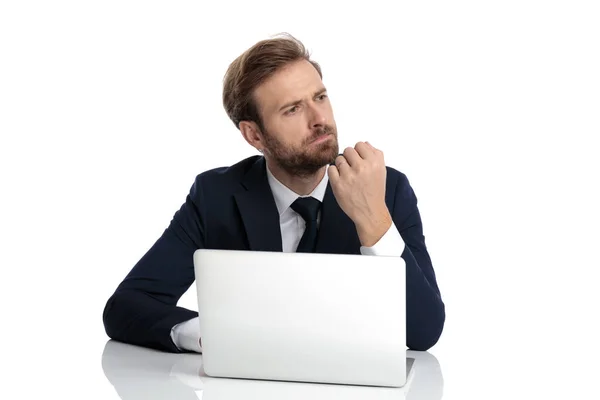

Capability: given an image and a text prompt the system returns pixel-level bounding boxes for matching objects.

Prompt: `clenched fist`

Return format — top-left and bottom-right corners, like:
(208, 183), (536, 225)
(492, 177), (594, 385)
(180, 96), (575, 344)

(328, 141), (393, 247)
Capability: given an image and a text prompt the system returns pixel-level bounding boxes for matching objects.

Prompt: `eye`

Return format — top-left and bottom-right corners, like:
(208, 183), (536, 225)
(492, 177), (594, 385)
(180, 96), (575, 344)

(318, 94), (328, 100)
(286, 106), (298, 115)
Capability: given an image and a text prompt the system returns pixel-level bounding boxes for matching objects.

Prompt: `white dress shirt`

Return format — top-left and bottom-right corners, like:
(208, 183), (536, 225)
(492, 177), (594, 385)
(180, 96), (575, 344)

(170, 166), (406, 352)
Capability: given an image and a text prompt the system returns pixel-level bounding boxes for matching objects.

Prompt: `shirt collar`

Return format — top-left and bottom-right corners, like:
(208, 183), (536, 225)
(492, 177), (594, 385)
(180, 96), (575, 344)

(266, 164), (329, 216)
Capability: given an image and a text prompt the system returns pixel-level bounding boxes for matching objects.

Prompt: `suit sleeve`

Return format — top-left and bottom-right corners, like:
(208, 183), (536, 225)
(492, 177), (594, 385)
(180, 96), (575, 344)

(102, 176), (205, 353)
(393, 174), (446, 351)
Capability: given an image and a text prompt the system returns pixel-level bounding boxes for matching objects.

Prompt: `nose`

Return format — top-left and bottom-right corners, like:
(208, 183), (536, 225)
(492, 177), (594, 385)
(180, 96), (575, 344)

(308, 103), (327, 128)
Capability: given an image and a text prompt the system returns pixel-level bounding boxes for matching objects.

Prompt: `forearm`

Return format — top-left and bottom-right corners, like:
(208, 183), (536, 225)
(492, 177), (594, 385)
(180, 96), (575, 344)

(103, 289), (198, 353)
(402, 245), (445, 351)
(388, 172), (445, 350)
(360, 219), (445, 350)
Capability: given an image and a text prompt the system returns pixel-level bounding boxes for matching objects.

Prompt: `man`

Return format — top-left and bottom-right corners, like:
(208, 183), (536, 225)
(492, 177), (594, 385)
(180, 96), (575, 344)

(103, 33), (445, 353)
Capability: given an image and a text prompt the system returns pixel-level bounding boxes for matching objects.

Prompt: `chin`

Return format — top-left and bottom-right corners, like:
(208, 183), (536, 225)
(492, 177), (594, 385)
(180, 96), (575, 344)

(312, 147), (339, 166)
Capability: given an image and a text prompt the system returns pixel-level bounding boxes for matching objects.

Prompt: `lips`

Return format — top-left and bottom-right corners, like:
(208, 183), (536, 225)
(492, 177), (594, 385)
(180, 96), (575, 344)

(310, 133), (332, 144)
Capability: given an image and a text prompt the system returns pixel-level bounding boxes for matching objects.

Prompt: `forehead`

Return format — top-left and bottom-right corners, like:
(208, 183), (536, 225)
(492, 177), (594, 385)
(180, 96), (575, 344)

(254, 59), (323, 114)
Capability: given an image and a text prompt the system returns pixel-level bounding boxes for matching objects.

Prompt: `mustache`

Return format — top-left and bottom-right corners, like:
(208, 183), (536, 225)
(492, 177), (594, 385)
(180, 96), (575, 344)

(307, 125), (335, 143)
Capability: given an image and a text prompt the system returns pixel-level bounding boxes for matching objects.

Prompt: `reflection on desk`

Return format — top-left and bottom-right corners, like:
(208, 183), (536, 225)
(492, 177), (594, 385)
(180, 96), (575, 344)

(101, 340), (443, 400)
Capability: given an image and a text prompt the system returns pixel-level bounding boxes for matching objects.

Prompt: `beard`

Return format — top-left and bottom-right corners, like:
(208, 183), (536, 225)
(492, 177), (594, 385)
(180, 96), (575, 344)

(261, 124), (339, 178)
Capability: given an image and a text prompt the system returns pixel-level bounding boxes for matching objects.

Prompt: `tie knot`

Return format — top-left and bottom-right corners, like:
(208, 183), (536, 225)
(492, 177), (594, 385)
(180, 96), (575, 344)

(290, 196), (321, 223)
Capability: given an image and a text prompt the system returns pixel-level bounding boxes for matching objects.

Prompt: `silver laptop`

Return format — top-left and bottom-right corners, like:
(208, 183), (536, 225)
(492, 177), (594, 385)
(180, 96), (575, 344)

(193, 249), (406, 387)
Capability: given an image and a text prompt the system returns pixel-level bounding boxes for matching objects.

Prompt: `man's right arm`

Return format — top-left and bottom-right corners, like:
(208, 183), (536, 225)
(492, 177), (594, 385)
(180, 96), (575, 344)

(103, 177), (206, 353)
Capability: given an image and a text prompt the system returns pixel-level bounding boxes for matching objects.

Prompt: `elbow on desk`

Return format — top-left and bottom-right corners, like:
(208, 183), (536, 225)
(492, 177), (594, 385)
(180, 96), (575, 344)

(407, 301), (446, 351)
(102, 291), (125, 341)
(102, 289), (145, 343)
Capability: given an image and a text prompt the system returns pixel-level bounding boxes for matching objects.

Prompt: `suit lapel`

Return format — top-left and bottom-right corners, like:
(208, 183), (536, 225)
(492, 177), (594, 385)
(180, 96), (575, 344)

(315, 183), (361, 254)
(234, 157), (283, 252)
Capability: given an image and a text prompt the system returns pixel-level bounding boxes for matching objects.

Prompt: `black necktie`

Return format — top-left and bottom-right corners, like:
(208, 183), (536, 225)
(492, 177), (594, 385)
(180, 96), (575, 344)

(290, 197), (321, 253)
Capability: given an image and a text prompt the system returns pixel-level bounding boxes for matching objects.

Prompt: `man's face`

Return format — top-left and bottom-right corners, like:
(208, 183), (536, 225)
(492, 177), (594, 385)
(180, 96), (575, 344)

(253, 59), (339, 178)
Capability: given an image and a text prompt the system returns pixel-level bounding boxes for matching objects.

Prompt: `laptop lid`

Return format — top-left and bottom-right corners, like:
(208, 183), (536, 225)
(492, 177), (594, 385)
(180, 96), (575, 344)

(193, 249), (406, 387)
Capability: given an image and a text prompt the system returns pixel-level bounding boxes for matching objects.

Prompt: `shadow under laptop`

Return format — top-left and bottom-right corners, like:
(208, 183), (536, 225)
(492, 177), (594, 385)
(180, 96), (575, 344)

(101, 340), (443, 400)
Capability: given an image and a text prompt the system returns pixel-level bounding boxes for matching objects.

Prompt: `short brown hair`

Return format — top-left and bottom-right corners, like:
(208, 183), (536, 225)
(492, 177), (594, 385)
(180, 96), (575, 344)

(222, 33), (322, 131)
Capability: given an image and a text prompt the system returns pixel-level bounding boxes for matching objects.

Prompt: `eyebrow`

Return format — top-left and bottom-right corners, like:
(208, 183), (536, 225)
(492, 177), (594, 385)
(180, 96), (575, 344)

(278, 87), (327, 112)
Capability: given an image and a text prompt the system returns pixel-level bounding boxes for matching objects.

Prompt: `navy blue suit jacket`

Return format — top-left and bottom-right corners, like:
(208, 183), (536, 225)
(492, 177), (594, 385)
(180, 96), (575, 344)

(103, 155), (445, 352)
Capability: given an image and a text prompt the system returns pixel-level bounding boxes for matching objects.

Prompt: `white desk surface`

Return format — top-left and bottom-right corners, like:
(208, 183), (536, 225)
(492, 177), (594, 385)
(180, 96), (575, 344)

(100, 340), (443, 400)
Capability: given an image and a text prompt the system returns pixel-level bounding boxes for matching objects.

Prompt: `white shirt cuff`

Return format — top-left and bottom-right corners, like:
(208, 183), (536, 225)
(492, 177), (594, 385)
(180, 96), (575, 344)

(170, 317), (202, 353)
(360, 221), (405, 257)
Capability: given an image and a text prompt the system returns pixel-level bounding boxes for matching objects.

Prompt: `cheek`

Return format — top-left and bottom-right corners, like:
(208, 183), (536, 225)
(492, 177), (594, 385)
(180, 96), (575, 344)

(325, 104), (335, 121)
(274, 119), (306, 145)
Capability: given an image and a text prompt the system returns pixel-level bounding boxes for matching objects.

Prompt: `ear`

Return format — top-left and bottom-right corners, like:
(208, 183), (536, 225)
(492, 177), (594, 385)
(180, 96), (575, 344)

(239, 121), (265, 152)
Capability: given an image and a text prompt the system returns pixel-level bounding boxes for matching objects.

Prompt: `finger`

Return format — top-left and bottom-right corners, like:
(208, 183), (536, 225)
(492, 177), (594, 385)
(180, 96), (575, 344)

(365, 141), (378, 152)
(365, 141), (385, 162)
(328, 164), (340, 183)
(355, 141), (375, 159)
(335, 155), (351, 174)
(342, 146), (362, 166)
(367, 141), (383, 155)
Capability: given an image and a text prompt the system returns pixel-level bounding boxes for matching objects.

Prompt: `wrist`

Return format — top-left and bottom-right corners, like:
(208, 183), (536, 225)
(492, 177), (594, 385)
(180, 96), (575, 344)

(355, 208), (392, 247)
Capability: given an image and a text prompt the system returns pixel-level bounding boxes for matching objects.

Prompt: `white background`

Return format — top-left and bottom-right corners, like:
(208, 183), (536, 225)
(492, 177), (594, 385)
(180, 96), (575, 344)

(1, 1), (599, 399)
